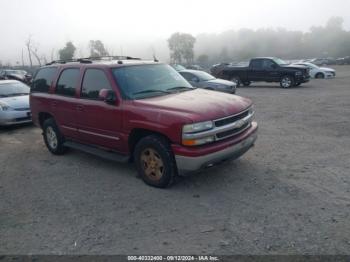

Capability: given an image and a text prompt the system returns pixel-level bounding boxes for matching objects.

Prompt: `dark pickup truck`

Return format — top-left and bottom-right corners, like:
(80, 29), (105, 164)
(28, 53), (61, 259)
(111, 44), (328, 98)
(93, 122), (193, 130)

(211, 57), (310, 88)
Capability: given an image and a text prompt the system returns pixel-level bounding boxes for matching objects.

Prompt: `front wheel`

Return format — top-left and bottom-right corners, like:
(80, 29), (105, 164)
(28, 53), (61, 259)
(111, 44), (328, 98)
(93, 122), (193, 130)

(230, 76), (241, 87)
(315, 73), (325, 79)
(280, 76), (294, 88)
(242, 81), (251, 87)
(134, 135), (177, 188)
(43, 118), (68, 155)
(295, 82), (301, 86)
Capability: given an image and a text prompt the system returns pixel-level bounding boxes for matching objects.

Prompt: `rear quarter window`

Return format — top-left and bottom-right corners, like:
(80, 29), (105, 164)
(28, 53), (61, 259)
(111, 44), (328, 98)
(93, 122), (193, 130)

(31, 67), (57, 93)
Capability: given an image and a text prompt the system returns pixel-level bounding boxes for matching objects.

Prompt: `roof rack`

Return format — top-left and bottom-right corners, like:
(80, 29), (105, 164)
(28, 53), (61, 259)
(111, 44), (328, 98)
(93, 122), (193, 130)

(45, 56), (143, 66)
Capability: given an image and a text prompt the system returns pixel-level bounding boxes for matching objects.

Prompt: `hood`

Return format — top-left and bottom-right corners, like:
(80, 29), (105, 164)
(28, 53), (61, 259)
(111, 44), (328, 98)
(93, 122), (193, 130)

(206, 78), (236, 86)
(0, 95), (29, 109)
(132, 89), (251, 122)
(320, 67), (335, 72)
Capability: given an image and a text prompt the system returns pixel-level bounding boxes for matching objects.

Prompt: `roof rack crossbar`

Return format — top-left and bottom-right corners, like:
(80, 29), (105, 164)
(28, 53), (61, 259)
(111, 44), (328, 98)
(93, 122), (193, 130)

(45, 55), (143, 65)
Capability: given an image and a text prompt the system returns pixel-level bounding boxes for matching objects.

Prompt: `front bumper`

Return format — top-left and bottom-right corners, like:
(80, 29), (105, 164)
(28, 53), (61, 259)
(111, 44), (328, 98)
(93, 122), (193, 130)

(296, 75), (310, 83)
(175, 123), (258, 175)
(0, 110), (32, 126)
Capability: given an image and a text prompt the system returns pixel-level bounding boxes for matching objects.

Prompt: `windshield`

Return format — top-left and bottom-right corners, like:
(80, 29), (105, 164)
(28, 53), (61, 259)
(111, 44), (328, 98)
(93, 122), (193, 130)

(5, 70), (26, 76)
(192, 71), (215, 81)
(112, 64), (193, 99)
(305, 63), (318, 69)
(273, 58), (288, 65)
(171, 64), (186, 71)
(0, 82), (30, 97)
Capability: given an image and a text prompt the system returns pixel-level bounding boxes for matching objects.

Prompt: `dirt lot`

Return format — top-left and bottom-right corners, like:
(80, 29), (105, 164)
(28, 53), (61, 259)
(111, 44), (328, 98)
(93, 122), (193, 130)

(0, 66), (349, 255)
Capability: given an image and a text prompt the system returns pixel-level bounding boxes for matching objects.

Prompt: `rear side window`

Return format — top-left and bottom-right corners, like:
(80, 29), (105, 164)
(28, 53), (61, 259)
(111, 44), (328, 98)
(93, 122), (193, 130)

(56, 68), (80, 97)
(81, 69), (112, 100)
(250, 60), (263, 69)
(32, 67), (57, 93)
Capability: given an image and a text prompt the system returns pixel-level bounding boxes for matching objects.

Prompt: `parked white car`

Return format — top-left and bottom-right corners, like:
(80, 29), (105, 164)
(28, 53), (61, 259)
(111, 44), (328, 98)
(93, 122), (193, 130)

(0, 80), (31, 126)
(293, 62), (336, 79)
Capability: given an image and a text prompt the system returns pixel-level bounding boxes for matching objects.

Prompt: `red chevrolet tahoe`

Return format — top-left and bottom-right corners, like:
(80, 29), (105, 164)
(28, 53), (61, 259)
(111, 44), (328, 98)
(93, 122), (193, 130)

(30, 57), (258, 188)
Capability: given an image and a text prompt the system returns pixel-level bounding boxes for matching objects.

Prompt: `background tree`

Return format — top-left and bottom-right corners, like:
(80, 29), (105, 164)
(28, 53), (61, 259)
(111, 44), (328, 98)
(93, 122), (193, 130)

(196, 54), (209, 67)
(25, 36), (33, 68)
(168, 32), (196, 65)
(89, 40), (109, 57)
(59, 42), (76, 60)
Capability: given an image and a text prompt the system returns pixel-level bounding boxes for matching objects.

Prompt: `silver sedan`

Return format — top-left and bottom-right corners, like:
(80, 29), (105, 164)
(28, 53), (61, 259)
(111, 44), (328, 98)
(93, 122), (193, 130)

(179, 69), (236, 94)
(0, 80), (32, 126)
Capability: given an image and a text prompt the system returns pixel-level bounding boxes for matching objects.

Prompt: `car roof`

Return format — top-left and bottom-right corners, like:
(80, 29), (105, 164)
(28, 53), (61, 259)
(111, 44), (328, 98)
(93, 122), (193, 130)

(252, 57), (276, 60)
(179, 69), (207, 74)
(42, 57), (161, 70)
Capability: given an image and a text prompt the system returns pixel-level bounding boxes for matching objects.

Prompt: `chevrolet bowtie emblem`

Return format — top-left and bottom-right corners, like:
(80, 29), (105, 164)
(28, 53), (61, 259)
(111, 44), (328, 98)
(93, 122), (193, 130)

(236, 119), (246, 128)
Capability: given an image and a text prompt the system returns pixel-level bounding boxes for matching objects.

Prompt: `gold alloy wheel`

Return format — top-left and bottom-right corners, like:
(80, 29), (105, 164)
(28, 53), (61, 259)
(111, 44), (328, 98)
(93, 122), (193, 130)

(140, 148), (164, 181)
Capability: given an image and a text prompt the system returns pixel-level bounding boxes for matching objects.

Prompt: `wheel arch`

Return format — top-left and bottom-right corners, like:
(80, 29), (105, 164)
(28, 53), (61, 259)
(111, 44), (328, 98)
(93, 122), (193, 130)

(38, 112), (54, 128)
(128, 128), (172, 161)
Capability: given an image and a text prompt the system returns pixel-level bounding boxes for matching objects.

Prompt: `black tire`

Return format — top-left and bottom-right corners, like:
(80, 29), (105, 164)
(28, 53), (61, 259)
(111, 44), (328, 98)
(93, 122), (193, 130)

(230, 76), (241, 87)
(295, 82), (302, 86)
(134, 135), (177, 188)
(242, 81), (251, 87)
(42, 118), (67, 155)
(280, 75), (295, 88)
(315, 73), (325, 79)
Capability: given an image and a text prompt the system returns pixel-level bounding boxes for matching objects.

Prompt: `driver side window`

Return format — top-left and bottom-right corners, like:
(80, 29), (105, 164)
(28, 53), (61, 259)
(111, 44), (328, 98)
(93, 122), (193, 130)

(263, 60), (276, 69)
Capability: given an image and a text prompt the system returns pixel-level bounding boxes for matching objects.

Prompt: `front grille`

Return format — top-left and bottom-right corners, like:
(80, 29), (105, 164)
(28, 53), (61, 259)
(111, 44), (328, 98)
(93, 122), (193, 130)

(15, 117), (31, 122)
(216, 122), (250, 139)
(14, 108), (30, 111)
(182, 107), (254, 143)
(215, 110), (249, 127)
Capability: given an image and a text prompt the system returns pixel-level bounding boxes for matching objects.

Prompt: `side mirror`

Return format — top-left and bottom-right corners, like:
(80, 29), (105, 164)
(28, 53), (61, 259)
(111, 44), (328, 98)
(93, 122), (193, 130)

(99, 89), (117, 105)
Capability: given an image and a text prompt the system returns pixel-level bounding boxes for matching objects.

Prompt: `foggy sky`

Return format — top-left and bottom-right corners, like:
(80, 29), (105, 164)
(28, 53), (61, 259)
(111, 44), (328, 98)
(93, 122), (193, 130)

(1, 0), (350, 64)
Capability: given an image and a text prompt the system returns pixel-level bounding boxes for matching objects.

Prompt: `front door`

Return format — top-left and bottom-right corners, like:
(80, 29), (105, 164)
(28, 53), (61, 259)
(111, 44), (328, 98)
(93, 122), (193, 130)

(75, 68), (123, 152)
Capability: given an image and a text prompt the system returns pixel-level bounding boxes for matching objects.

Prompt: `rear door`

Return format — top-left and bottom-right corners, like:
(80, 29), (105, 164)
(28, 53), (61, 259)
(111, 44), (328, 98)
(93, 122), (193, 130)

(248, 59), (264, 81)
(75, 68), (124, 151)
(51, 68), (81, 139)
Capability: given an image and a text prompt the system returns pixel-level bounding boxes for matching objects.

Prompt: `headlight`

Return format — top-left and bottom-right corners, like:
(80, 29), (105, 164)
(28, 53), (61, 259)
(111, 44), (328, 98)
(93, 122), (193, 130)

(0, 101), (10, 111)
(182, 121), (214, 146)
(182, 121), (213, 133)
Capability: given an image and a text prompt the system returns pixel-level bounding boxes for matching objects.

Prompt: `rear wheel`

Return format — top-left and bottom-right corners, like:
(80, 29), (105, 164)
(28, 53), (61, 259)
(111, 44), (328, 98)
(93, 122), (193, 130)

(134, 135), (177, 188)
(280, 75), (294, 88)
(315, 72), (325, 79)
(43, 118), (68, 155)
(230, 76), (241, 87)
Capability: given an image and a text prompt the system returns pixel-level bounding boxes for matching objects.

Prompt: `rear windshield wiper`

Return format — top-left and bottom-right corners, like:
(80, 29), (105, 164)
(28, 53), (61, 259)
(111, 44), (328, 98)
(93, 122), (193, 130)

(133, 89), (171, 95)
(166, 86), (195, 92)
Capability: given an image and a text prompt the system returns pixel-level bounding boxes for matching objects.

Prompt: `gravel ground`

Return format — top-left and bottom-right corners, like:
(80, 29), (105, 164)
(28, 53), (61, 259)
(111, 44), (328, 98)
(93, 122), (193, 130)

(0, 66), (349, 255)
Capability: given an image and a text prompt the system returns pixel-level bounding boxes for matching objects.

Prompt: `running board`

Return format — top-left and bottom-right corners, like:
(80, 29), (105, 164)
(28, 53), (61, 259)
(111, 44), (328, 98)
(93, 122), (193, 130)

(63, 141), (129, 163)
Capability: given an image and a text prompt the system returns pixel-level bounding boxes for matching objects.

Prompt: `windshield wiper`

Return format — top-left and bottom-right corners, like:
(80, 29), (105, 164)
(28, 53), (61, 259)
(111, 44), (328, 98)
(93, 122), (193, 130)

(133, 89), (171, 95)
(166, 86), (195, 92)
(7, 93), (29, 96)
